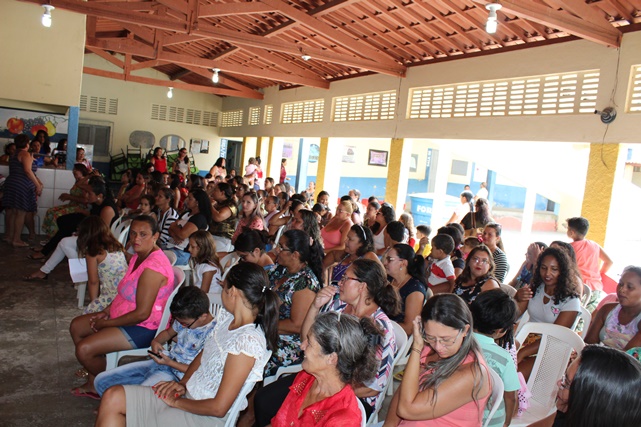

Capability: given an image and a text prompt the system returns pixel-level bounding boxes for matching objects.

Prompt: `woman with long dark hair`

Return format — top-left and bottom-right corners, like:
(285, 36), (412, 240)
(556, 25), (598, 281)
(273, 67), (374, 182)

(460, 198), (493, 235)
(482, 223), (509, 283)
(452, 245), (500, 305)
(372, 203), (396, 254)
(210, 182), (238, 252)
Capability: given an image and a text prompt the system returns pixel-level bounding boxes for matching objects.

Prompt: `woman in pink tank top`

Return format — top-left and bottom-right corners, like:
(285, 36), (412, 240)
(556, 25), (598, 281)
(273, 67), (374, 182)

(69, 215), (175, 399)
(321, 200), (353, 254)
(385, 294), (491, 427)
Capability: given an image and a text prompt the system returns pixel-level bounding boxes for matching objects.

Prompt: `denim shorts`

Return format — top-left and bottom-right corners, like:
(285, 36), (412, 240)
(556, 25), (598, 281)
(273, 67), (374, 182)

(118, 325), (157, 349)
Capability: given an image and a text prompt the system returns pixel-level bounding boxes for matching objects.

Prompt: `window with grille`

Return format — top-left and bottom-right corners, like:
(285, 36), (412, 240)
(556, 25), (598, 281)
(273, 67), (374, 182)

(627, 65), (641, 112)
(408, 70), (600, 119)
(79, 95), (118, 115)
(332, 91), (396, 121)
(220, 110), (243, 127)
(281, 99), (324, 124)
(264, 105), (273, 124)
(249, 107), (261, 125)
(151, 104), (218, 127)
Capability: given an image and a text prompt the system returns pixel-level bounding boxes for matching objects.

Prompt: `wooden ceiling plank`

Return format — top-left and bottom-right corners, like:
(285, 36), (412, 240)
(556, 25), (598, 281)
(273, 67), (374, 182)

(434, 0), (504, 45)
(119, 22), (156, 44)
(129, 59), (171, 71)
(86, 15), (97, 39)
(472, 0), (621, 47)
(91, 1), (156, 11)
(155, 0), (190, 16)
(199, 2), (277, 17)
(83, 66), (264, 99)
(164, 33), (210, 45)
(86, 46), (125, 68)
(260, 0), (399, 67)
(545, 0), (614, 28)
(240, 46), (323, 79)
(87, 37), (156, 58)
(175, 64), (264, 95)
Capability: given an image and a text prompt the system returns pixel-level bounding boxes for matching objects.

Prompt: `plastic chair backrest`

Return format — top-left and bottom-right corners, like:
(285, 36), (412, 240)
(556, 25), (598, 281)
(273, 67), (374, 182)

(208, 292), (224, 319)
(117, 224), (131, 246)
(263, 363), (303, 386)
(110, 216), (123, 235)
(274, 225), (286, 246)
(220, 252), (240, 281)
(572, 306), (592, 335)
(356, 397), (367, 427)
(515, 323), (584, 412)
(390, 321), (409, 365)
(163, 249), (177, 266)
(515, 311), (530, 337)
(224, 351), (272, 427)
(500, 284), (517, 298)
(581, 283), (591, 307)
(483, 367), (505, 427)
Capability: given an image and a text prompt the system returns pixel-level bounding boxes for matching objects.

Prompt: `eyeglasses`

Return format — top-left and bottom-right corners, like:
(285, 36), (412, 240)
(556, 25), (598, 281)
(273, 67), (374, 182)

(471, 257), (490, 265)
(383, 256), (398, 263)
(276, 243), (291, 252)
(237, 252), (249, 261)
(339, 275), (361, 284)
(558, 374), (571, 391)
(423, 329), (463, 347)
(177, 318), (198, 329)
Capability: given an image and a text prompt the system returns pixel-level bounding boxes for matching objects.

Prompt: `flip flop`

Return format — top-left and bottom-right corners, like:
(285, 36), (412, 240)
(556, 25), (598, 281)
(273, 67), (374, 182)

(27, 254), (46, 261)
(74, 368), (88, 378)
(23, 273), (48, 281)
(70, 387), (101, 400)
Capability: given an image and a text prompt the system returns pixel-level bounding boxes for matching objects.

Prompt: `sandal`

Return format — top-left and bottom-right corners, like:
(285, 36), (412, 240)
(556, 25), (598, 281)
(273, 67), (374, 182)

(70, 387), (100, 400)
(27, 254), (46, 261)
(74, 368), (89, 378)
(23, 273), (48, 281)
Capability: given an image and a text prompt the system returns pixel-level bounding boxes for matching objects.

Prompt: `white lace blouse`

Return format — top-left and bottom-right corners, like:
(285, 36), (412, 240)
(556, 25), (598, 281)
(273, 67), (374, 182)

(186, 309), (270, 410)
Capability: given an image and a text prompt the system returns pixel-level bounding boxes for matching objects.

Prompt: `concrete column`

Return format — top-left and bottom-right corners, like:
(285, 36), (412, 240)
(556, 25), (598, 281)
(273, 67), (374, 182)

(240, 137), (257, 170)
(581, 143), (620, 246)
(267, 137), (284, 182)
(66, 106), (79, 170)
(430, 147), (452, 227)
(385, 138), (413, 213)
(315, 137), (341, 210)
(521, 187), (537, 234)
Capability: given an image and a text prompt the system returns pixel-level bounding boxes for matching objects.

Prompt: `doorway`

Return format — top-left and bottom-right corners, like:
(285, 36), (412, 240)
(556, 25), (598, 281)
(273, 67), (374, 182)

(225, 139), (243, 175)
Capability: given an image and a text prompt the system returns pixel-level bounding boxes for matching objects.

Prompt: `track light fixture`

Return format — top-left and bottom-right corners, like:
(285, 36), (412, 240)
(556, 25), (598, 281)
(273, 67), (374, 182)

(167, 87), (173, 99)
(485, 3), (502, 34)
(41, 4), (55, 28)
(212, 68), (220, 84)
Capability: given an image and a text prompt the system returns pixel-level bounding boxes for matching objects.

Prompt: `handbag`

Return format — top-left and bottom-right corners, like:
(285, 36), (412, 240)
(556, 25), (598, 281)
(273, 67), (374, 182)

(463, 207), (484, 238)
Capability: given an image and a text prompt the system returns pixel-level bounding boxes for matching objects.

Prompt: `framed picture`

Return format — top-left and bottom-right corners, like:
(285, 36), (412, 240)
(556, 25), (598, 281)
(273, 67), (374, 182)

(368, 149), (388, 167)
(410, 154), (418, 172)
(200, 139), (209, 154)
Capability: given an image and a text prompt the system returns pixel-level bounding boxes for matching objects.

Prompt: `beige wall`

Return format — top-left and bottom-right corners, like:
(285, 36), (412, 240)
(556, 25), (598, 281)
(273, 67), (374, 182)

(0, 2), (85, 107)
(80, 55), (224, 171)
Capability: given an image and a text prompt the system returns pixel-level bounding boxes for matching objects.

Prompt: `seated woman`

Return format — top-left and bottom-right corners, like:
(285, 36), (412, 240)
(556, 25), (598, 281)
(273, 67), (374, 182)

(481, 223), (509, 284)
(0, 142), (15, 165)
(384, 243), (431, 335)
(166, 189), (212, 265)
(584, 265), (641, 351)
(529, 345), (641, 427)
(232, 230), (274, 270)
(266, 229), (323, 376)
(255, 258), (399, 425)
(210, 182), (238, 253)
(96, 262), (279, 427)
(231, 191), (265, 244)
(270, 312), (382, 426)
(371, 203), (396, 255)
(120, 172), (148, 211)
(42, 163), (90, 238)
(452, 245), (500, 305)
(384, 294), (491, 427)
(507, 242), (547, 290)
(69, 215), (174, 398)
(323, 224), (380, 286)
(515, 247), (581, 379)
(154, 188), (179, 249)
(460, 198), (493, 236)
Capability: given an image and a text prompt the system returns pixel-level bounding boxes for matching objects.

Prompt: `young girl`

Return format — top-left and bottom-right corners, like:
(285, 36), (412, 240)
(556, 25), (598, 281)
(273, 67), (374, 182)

(461, 236), (482, 259)
(232, 192), (265, 244)
(76, 216), (128, 314)
(399, 212), (416, 247)
(150, 147), (167, 173)
(138, 195), (155, 219)
(188, 230), (223, 294)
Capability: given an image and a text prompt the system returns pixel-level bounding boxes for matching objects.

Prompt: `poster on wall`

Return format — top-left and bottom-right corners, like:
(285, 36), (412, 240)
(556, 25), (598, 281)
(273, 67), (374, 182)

(200, 140), (209, 154)
(190, 139), (201, 155)
(342, 145), (356, 163)
(220, 139), (228, 157)
(410, 154), (418, 172)
(0, 107), (68, 141)
(368, 149), (388, 167)
(282, 142), (294, 158)
(308, 144), (319, 163)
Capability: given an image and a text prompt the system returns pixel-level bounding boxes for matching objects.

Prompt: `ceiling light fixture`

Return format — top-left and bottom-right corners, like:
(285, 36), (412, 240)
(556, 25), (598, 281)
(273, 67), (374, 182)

(41, 4), (55, 28)
(167, 87), (173, 99)
(485, 3), (502, 34)
(212, 68), (220, 84)
(301, 54), (312, 61)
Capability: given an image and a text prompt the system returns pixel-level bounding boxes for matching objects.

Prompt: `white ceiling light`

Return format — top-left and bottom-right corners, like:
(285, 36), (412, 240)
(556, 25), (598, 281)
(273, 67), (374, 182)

(301, 54), (312, 61)
(485, 3), (502, 34)
(41, 5), (55, 28)
(167, 87), (173, 99)
(212, 68), (220, 84)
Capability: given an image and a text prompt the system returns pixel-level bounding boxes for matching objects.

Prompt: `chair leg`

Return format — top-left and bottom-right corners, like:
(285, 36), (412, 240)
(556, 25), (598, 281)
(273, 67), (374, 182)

(76, 282), (87, 309)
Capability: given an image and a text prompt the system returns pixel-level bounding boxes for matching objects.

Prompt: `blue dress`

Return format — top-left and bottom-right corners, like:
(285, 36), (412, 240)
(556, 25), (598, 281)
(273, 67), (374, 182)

(4, 153), (37, 212)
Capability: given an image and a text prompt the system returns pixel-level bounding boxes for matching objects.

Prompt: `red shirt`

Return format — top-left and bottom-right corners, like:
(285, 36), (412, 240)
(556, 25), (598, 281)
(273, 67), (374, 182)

(271, 371), (362, 427)
(280, 164), (287, 184)
(151, 156), (168, 173)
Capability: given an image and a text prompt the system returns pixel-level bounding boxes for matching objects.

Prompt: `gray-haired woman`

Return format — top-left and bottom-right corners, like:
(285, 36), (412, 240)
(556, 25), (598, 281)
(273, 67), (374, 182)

(270, 312), (381, 426)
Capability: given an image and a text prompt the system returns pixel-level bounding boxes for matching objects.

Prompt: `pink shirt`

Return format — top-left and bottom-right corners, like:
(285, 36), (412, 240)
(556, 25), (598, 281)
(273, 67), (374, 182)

(232, 215), (265, 242)
(399, 349), (490, 427)
(571, 239), (603, 291)
(110, 249), (175, 330)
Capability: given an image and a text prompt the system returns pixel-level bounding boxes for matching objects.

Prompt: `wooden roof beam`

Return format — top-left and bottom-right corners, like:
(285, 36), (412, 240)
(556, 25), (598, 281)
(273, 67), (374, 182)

(83, 66), (264, 99)
(472, 0), (621, 48)
(174, 65), (263, 95)
(86, 47), (125, 69)
(198, 2), (277, 17)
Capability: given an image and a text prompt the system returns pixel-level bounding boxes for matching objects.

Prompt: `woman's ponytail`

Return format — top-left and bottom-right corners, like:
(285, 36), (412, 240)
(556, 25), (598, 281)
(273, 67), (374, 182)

(257, 288), (280, 351)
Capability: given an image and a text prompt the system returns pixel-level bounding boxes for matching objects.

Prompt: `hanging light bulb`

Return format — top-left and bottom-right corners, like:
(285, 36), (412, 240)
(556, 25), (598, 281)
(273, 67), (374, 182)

(212, 68), (220, 84)
(485, 3), (502, 34)
(167, 87), (173, 99)
(41, 5), (55, 28)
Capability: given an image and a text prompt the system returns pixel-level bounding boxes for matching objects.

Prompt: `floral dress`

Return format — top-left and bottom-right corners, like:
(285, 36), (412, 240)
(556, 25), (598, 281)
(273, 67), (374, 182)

(42, 185), (87, 237)
(265, 264), (320, 376)
(83, 251), (128, 314)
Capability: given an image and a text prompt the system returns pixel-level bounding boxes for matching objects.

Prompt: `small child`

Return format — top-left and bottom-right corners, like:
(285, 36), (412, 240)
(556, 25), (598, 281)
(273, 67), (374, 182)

(188, 230), (223, 295)
(399, 212), (416, 247)
(94, 286), (215, 396)
(566, 216), (613, 310)
(470, 289), (521, 427)
(427, 234), (456, 294)
(139, 194), (155, 218)
(461, 236), (482, 259)
(415, 224), (432, 258)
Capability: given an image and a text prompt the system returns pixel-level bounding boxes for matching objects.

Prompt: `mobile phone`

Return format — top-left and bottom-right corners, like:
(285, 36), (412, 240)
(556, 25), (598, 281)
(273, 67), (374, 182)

(147, 349), (162, 358)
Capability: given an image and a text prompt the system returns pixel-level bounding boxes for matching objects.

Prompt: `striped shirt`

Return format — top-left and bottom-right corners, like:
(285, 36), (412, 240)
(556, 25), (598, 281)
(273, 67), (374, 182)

(157, 207), (179, 248)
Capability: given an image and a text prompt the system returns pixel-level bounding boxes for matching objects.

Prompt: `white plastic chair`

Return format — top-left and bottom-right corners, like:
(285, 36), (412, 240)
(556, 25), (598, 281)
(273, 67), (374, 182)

(387, 323), (411, 396)
(581, 283), (591, 307)
(357, 397), (367, 427)
(224, 351), (272, 427)
(208, 292), (224, 319)
(163, 249), (177, 266)
(572, 306), (591, 335)
(273, 225), (286, 246)
(105, 267), (185, 370)
(110, 215), (123, 235)
(510, 322), (585, 427)
(483, 367), (505, 427)
(220, 252), (240, 281)
(263, 363), (303, 386)
(500, 283), (517, 298)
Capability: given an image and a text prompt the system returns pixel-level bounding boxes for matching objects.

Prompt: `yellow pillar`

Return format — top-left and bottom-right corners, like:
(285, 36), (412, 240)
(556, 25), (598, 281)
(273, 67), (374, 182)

(581, 143), (620, 246)
(385, 138), (413, 213)
(315, 137), (329, 194)
(266, 137), (275, 178)
(256, 137), (263, 158)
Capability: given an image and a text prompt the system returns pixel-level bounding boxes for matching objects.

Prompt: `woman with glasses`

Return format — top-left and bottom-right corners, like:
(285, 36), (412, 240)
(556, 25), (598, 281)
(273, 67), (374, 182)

(384, 294), (491, 427)
(529, 345), (641, 427)
(482, 223), (509, 283)
(452, 245), (500, 305)
(172, 148), (190, 175)
(265, 229), (324, 376)
(320, 200), (354, 254)
(323, 224), (380, 286)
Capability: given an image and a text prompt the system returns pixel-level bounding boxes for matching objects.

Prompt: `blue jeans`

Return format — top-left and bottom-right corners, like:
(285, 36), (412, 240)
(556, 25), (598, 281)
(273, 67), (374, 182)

(171, 248), (191, 266)
(94, 359), (179, 396)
